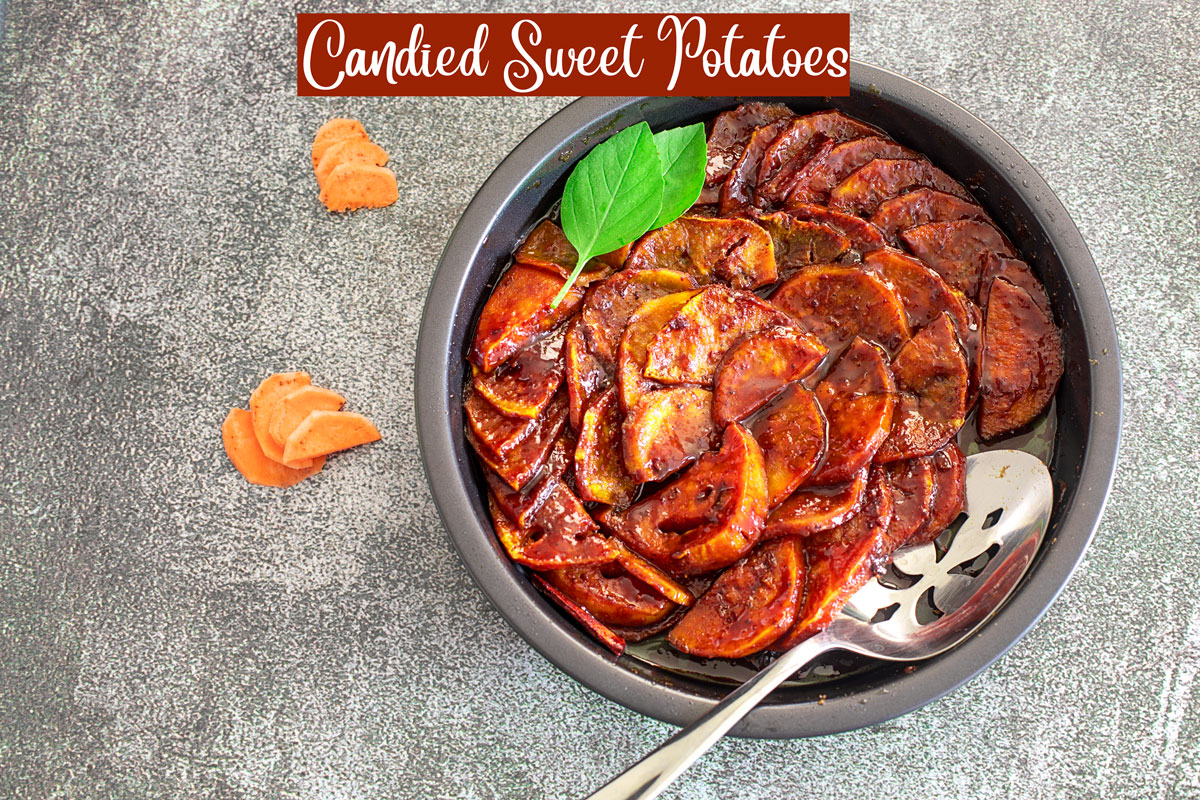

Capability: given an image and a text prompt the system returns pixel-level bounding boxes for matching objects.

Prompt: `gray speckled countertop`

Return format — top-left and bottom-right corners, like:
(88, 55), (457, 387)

(1, 1), (1197, 798)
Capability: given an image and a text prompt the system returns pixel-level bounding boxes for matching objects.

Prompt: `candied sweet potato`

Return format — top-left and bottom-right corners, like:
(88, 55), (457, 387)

(531, 574), (626, 656)
(978, 278), (1064, 440)
(807, 338), (896, 485)
(784, 203), (888, 253)
(472, 328), (564, 420)
(223, 408), (324, 488)
(870, 188), (989, 245)
(268, 385), (346, 449)
(770, 264), (911, 356)
(901, 219), (1015, 298)
(319, 163), (399, 213)
(625, 216), (776, 290)
(910, 442), (966, 545)
(751, 384), (827, 508)
(756, 112), (885, 197)
(764, 468), (868, 539)
(314, 137), (388, 187)
(978, 253), (1052, 316)
(466, 392), (568, 490)
(580, 268), (699, 369)
(487, 430), (574, 528)
(720, 118), (795, 214)
(513, 219), (623, 285)
(753, 212), (849, 278)
(541, 563), (676, 627)
(784, 137), (917, 206)
(882, 457), (936, 551)
(667, 537), (805, 658)
(755, 136), (835, 209)
(575, 387), (637, 507)
(489, 481), (616, 569)
(622, 387), (717, 484)
(712, 326), (826, 426)
(616, 290), (701, 413)
(311, 118), (367, 169)
(701, 102), (794, 204)
(469, 264), (584, 373)
(611, 540), (696, 606)
(828, 159), (971, 217)
(564, 319), (609, 432)
(282, 410), (381, 464)
(862, 248), (976, 337)
(249, 372), (313, 467)
(464, 388), (539, 462)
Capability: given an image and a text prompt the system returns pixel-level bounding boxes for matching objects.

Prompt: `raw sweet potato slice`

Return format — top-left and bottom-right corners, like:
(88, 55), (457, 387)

(580, 268), (699, 369)
(615, 290), (701, 413)
(541, 563), (677, 628)
(611, 540), (696, 606)
(828, 159), (971, 217)
(806, 338), (896, 485)
(311, 118), (367, 169)
(900, 219), (1015, 298)
(756, 111), (885, 197)
(487, 430), (575, 528)
(319, 163), (399, 212)
(910, 442), (967, 545)
(466, 392), (568, 490)
(282, 410), (380, 463)
(753, 212), (849, 279)
(575, 387), (637, 507)
(978, 278), (1064, 440)
(773, 464), (893, 648)
(249, 372), (313, 467)
(564, 318), (609, 432)
(667, 537), (805, 658)
(472, 328), (564, 420)
(488, 481), (617, 569)
(531, 573), (626, 656)
(603, 424), (768, 577)
(783, 137), (917, 206)
(700, 102), (794, 204)
(622, 387), (718, 484)
(882, 457), (936, 551)
(314, 137), (389, 187)
(875, 314), (969, 462)
(978, 253), (1052, 316)
(869, 188), (989, 245)
(469, 264), (585, 373)
(712, 326), (826, 426)
(625, 216), (776, 290)
(222, 408), (324, 487)
(643, 285), (793, 386)
(513, 219), (623, 285)
(764, 468), (868, 539)
(719, 118), (794, 214)
(268, 385), (346, 449)
(784, 203), (888, 253)
(751, 384), (827, 508)
(770, 264), (911, 356)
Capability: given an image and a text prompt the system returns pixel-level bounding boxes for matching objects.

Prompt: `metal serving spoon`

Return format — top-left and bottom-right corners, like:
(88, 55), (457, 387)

(583, 449), (1053, 800)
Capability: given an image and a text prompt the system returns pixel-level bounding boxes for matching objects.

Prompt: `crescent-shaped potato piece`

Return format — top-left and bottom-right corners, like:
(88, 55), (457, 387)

(701, 102), (794, 204)
(576, 387), (637, 507)
(311, 118), (367, 169)
(513, 219), (624, 285)
(643, 285), (793, 386)
(978, 278), (1064, 440)
(770, 265), (911, 356)
(764, 468), (868, 539)
(756, 111), (886, 197)
(869, 188), (989, 245)
(314, 137), (388, 188)
(616, 290), (701, 413)
(472, 327), (565, 420)
(783, 136), (918, 206)
(712, 326), (827, 426)
(751, 384), (827, 508)
(862, 248), (976, 336)
(469, 265), (585, 373)
(806, 338), (896, 485)
(581, 268), (699, 369)
(875, 314), (969, 462)
(667, 537), (805, 658)
(784, 203), (888, 253)
(882, 457), (936, 551)
(541, 563), (677, 627)
(719, 118), (795, 214)
(248, 372), (313, 467)
(488, 480), (617, 569)
(978, 253), (1053, 317)
(281, 409), (380, 465)
(486, 430), (574, 528)
(753, 212), (849, 279)
(626, 216), (776, 290)
(466, 392), (568, 491)
(564, 319), (610, 432)
(611, 540), (696, 606)
(531, 574), (626, 655)
(622, 387), (718, 484)
(828, 158), (971, 217)
(910, 442), (967, 545)
(222, 408), (324, 488)
(901, 219), (1015, 298)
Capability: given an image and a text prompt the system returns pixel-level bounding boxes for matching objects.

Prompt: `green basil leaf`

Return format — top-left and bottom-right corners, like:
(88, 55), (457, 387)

(651, 123), (707, 229)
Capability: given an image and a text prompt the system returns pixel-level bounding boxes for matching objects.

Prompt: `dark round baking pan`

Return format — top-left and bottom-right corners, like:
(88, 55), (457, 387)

(415, 62), (1122, 738)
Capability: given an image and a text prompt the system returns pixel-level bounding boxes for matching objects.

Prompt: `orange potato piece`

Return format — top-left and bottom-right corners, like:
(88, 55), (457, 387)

(901, 219), (1015, 298)
(488, 482), (616, 569)
(581, 268), (699, 370)
(870, 188), (989, 245)
(978, 278), (1064, 440)
(466, 392), (568, 491)
(876, 314), (969, 462)
(268, 385), (346, 448)
(719, 118), (794, 214)
(249, 372), (313, 467)
(575, 387), (637, 507)
(622, 387), (718, 484)
(978, 253), (1052, 317)
(282, 410), (380, 464)
(713, 326), (826, 426)
(828, 158), (971, 217)
(910, 442), (967, 545)
(541, 563), (676, 628)
(771, 264), (911, 357)
(756, 111), (885, 196)
(626, 216), (776, 290)
(753, 212), (849, 279)
(667, 537), (805, 658)
(784, 203), (888, 253)
(781, 136), (917, 206)
(311, 118), (367, 169)
(530, 573), (625, 656)
(765, 468), (868, 539)
(616, 290), (701, 413)
(643, 285), (793, 386)
(319, 163), (399, 212)
(486, 430), (574, 528)
(701, 102), (794, 203)
(222, 408), (324, 487)
(807, 338), (896, 485)
(472, 328), (564, 420)
(611, 540), (695, 606)
(314, 137), (388, 187)
(469, 264), (584, 373)
(751, 384), (827, 508)
(513, 219), (624, 284)
(564, 319), (609, 432)
(464, 387), (539, 462)
(882, 457), (936, 551)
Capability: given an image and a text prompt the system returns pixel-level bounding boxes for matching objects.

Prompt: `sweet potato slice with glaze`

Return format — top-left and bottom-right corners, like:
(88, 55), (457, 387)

(564, 319), (609, 432)
(719, 118), (795, 214)
(870, 188), (989, 245)
(875, 314), (969, 462)
(611, 540), (695, 606)
(249, 372), (313, 467)
(770, 264), (911, 356)
(513, 219), (624, 285)
(773, 464), (893, 648)
(667, 537), (805, 658)
(623, 387), (718, 484)
(712, 326), (826, 426)
(910, 443), (967, 545)
(751, 384), (827, 508)
(901, 219), (1015, 298)
(541, 563), (676, 627)
(580, 268), (699, 369)
(311, 118), (367, 169)
(784, 137), (917, 206)
(282, 410), (380, 464)
(784, 203), (887, 253)
(764, 468), (868, 539)
(268, 385), (346, 448)
(603, 424), (768, 577)
(626, 216), (776, 290)
(978, 253), (1052, 316)
(464, 387), (539, 462)
(574, 387), (637, 507)
(616, 290), (701, 413)
(978, 278), (1064, 440)
(862, 248), (978, 349)
(466, 392), (568, 490)
(753, 212), (849, 279)
(223, 408), (324, 487)
(643, 285), (793, 386)
(531, 574), (625, 656)
(757, 111), (885, 198)
(701, 102), (794, 204)
(487, 430), (574, 528)
(489, 480), (616, 569)
(882, 457), (936, 551)
(472, 328), (564, 420)
(806, 338), (896, 485)
(469, 264), (585, 373)
(828, 159), (971, 217)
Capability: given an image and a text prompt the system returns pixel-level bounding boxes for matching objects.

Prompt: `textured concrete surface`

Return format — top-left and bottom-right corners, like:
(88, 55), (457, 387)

(0, 1), (1197, 798)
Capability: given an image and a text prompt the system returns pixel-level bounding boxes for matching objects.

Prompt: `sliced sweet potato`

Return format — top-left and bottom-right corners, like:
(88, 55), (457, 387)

(472, 328), (564, 420)
(580, 268), (699, 369)
(643, 285), (793, 386)
(465, 392), (568, 490)
(513, 219), (623, 285)
(875, 314), (969, 462)
(756, 111), (885, 197)
(751, 384), (827, 508)
(315, 137), (388, 187)
(882, 457), (936, 551)
(615, 290), (701, 413)
(282, 410), (380, 464)
(764, 468), (868, 539)
(712, 326), (826, 426)
(900, 219), (1015, 298)
(719, 118), (794, 214)
(978, 278), (1064, 440)
(611, 540), (695, 606)
(489, 481), (616, 569)
(222, 408), (324, 488)
(486, 430), (574, 528)
(464, 387), (538, 462)
(870, 188), (989, 245)
(625, 216), (776, 290)
(773, 464), (893, 648)
(667, 537), (805, 658)
(828, 159), (971, 217)
(249, 372), (313, 467)
(862, 247), (978, 344)
(784, 203), (888, 253)
(268, 385), (346, 448)
(469, 264), (584, 373)
(770, 264), (911, 356)
(910, 442), (966, 545)
(541, 563), (677, 627)
(756, 136), (835, 209)
(806, 338), (896, 485)
(564, 318), (609, 432)
(311, 118), (367, 169)
(531, 573), (626, 656)
(978, 253), (1052, 316)
(753, 212), (849, 279)
(783, 137), (917, 206)
(701, 103), (794, 201)
(575, 387), (637, 507)
(623, 387), (717, 484)
(319, 163), (399, 212)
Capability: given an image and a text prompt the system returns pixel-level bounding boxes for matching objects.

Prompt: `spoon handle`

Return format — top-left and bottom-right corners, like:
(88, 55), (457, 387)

(581, 633), (834, 800)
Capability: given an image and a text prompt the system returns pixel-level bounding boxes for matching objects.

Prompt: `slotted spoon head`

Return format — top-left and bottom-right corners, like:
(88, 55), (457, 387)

(826, 449), (1054, 662)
